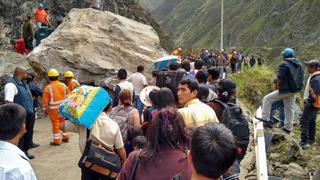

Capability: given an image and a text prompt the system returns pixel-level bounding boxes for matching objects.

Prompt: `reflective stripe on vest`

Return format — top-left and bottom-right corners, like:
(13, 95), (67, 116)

(47, 83), (67, 109)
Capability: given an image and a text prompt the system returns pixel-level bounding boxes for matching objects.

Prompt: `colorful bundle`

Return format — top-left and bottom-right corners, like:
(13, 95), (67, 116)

(59, 85), (110, 128)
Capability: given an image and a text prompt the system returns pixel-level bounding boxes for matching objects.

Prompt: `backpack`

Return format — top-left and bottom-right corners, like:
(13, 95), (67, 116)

(155, 70), (185, 100)
(286, 60), (304, 92)
(109, 106), (135, 143)
(214, 100), (249, 162)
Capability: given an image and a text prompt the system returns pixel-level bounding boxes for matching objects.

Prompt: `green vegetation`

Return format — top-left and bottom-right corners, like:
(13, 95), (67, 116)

(228, 66), (274, 111)
(143, 0), (320, 63)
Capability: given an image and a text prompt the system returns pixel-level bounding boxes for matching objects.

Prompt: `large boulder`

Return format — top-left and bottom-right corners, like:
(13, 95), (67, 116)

(0, 0), (173, 51)
(27, 8), (163, 86)
(0, 51), (32, 104)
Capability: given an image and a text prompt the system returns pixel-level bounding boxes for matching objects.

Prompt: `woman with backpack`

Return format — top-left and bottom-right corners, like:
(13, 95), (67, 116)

(110, 89), (141, 154)
(116, 107), (192, 180)
(207, 79), (250, 180)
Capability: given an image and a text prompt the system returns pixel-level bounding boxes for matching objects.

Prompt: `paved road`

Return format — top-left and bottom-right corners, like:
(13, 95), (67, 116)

(29, 118), (81, 180)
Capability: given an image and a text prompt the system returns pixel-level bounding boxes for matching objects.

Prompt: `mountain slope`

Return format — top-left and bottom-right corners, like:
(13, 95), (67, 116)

(144, 0), (320, 61)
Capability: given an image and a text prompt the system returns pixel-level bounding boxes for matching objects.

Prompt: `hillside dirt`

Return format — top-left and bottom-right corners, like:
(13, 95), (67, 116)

(29, 117), (81, 180)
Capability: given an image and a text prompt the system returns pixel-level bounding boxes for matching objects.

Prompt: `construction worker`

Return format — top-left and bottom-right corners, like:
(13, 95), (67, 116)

(33, 2), (48, 28)
(42, 69), (69, 145)
(171, 47), (183, 56)
(64, 71), (80, 92)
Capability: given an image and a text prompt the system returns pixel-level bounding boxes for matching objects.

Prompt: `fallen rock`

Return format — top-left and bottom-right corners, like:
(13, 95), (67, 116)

(272, 162), (288, 177)
(0, 51), (33, 104)
(269, 132), (302, 163)
(284, 163), (308, 179)
(0, 0), (173, 51)
(269, 153), (281, 160)
(27, 8), (163, 84)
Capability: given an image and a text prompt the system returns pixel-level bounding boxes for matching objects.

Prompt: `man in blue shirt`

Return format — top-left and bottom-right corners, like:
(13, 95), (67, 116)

(0, 104), (37, 180)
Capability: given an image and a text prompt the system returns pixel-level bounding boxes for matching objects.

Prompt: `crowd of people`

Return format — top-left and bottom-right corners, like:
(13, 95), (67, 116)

(2, 12), (320, 178)
(182, 48), (264, 76)
(1, 48), (252, 179)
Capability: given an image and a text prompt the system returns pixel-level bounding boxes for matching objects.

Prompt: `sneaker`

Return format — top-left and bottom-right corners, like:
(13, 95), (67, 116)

(309, 140), (317, 146)
(30, 143), (40, 149)
(281, 127), (291, 134)
(25, 152), (35, 159)
(300, 142), (310, 149)
(254, 116), (273, 128)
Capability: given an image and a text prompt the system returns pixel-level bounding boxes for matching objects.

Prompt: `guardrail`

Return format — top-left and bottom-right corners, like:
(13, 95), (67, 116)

(253, 107), (269, 180)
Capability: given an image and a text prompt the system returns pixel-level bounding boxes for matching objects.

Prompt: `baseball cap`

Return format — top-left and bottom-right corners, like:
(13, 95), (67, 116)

(304, 60), (320, 68)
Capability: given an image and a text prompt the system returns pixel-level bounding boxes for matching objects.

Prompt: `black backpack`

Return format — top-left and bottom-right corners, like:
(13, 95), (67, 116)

(155, 70), (185, 100)
(287, 60), (304, 92)
(214, 100), (249, 162)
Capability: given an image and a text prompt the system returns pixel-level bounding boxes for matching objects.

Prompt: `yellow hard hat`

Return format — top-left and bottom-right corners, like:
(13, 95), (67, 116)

(48, 69), (60, 77)
(64, 71), (74, 78)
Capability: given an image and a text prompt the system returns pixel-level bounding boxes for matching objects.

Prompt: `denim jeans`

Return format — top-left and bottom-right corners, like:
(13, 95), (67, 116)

(270, 100), (285, 127)
(300, 105), (318, 144)
(218, 67), (224, 79)
(133, 95), (143, 116)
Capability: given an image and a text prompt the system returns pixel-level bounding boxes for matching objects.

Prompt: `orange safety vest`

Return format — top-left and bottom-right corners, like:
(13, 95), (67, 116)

(34, 8), (47, 23)
(42, 81), (68, 113)
(309, 85), (320, 108)
(171, 50), (181, 56)
(67, 79), (80, 92)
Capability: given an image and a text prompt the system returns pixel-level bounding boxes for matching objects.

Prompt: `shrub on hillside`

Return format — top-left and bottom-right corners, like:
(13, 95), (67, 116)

(228, 66), (274, 111)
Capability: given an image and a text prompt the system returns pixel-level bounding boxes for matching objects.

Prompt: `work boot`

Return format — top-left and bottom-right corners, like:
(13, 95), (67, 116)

(50, 137), (61, 146)
(62, 133), (69, 143)
(50, 141), (61, 146)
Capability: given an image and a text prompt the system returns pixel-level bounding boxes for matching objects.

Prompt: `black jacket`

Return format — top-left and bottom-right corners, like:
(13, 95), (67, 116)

(277, 58), (304, 93)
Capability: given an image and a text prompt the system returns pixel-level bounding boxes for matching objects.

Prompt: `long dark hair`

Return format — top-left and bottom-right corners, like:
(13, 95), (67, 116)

(217, 79), (236, 103)
(142, 107), (189, 160)
(158, 87), (176, 109)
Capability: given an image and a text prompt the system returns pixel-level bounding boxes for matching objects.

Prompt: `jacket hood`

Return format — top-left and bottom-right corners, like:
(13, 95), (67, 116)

(285, 58), (300, 67)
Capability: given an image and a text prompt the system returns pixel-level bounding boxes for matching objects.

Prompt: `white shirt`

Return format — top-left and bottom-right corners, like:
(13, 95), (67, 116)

(4, 83), (18, 102)
(117, 81), (134, 96)
(90, 112), (124, 149)
(0, 141), (37, 180)
(127, 72), (147, 95)
(65, 113), (124, 153)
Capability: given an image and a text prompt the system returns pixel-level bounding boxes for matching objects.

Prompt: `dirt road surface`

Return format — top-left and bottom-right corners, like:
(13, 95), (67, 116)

(29, 118), (81, 180)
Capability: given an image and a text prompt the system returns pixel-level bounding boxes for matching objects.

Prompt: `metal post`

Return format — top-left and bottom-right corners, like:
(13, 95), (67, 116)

(221, 0), (224, 50)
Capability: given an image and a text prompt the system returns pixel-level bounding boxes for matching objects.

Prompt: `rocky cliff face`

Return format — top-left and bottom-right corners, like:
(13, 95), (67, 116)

(0, 0), (174, 50)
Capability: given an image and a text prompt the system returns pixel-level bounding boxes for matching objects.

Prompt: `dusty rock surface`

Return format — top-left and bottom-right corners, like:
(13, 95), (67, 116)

(27, 8), (163, 85)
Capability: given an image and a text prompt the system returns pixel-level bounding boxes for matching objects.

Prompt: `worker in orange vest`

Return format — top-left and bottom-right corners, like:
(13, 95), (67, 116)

(64, 71), (80, 92)
(34, 2), (48, 28)
(42, 69), (69, 145)
(171, 47), (183, 56)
